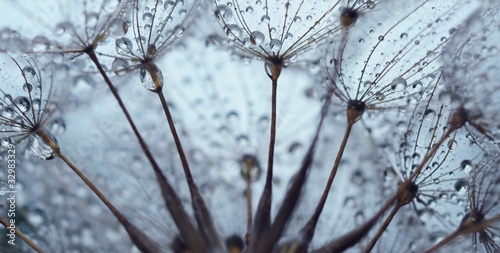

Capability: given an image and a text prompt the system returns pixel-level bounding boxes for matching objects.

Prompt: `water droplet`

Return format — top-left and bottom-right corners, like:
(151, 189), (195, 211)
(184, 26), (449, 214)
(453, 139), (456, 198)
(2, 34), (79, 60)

(250, 31), (264, 45)
(115, 37), (133, 55)
(245, 6), (253, 13)
(140, 63), (164, 92)
(112, 58), (129, 75)
(50, 118), (66, 135)
(23, 83), (33, 92)
(390, 77), (407, 91)
(400, 33), (408, 39)
(447, 139), (458, 150)
(109, 19), (128, 38)
(164, 0), (175, 10)
(23, 66), (36, 80)
(378, 35), (384, 41)
(460, 160), (472, 173)
(269, 39), (282, 52)
(142, 12), (153, 23)
(29, 133), (58, 160)
(424, 109), (436, 121)
(215, 5), (232, 20)
(288, 142), (302, 155)
(173, 25), (185, 37)
(261, 15), (270, 23)
(306, 15), (313, 21)
(240, 155), (261, 181)
(293, 16), (302, 23)
(375, 91), (385, 101)
(14, 96), (30, 112)
(454, 179), (468, 192)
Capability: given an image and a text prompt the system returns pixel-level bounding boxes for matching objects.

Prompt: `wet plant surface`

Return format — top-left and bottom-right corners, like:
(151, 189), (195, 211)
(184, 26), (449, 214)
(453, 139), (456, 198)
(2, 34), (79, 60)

(0, 0), (499, 252)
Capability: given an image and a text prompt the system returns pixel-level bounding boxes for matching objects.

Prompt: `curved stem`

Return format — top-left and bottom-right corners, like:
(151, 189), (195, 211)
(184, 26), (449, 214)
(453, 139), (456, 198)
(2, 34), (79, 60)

(57, 152), (159, 253)
(0, 216), (45, 253)
(157, 91), (223, 250)
(85, 49), (205, 252)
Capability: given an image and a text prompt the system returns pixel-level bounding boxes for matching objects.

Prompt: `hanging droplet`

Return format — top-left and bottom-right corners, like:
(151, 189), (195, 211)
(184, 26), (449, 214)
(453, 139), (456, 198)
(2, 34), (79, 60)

(109, 18), (128, 38)
(140, 63), (164, 92)
(29, 133), (58, 160)
(250, 31), (264, 45)
(142, 12), (153, 23)
(375, 91), (385, 101)
(111, 58), (129, 75)
(164, 0), (175, 10)
(23, 66), (36, 80)
(50, 118), (66, 135)
(460, 160), (472, 173)
(14, 96), (31, 112)
(261, 15), (270, 23)
(269, 39), (282, 52)
(447, 139), (458, 150)
(215, 5), (232, 20)
(23, 83), (33, 92)
(390, 77), (407, 91)
(115, 37), (133, 55)
(424, 109), (436, 121)
(173, 25), (185, 37)
(240, 154), (261, 182)
(454, 179), (468, 192)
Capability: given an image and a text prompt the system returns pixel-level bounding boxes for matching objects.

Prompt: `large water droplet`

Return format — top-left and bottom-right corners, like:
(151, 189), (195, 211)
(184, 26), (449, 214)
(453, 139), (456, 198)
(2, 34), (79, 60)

(111, 58), (129, 75)
(140, 63), (164, 91)
(460, 160), (472, 173)
(250, 31), (264, 45)
(29, 133), (58, 160)
(23, 66), (36, 80)
(269, 39), (282, 52)
(454, 179), (468, 192)
(142, 12), (153, 23)
(14, 96), (30, 112)
(109, 18), (128, 38)
(115, 37), (133, 55)
(390, 77), (407, 91)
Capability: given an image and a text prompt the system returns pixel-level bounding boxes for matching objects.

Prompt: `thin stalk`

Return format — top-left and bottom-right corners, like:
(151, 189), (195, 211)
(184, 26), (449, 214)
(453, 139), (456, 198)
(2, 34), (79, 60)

(0, 216), (45, 253)
(57, 152), (159, 253)
(301, 120), (355, 243)
(246, 175), (253, 233)
(85, 49), (205, 252)
(257, 95), (332, 253)
(157, 91), (223, 250)
(250, 66), (279, 246)
(363, 204), (401, 253)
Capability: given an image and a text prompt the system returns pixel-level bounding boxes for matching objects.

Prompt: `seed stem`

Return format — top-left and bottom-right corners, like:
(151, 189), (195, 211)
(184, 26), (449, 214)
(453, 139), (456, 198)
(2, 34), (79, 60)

(157, 91), (223, 250)
(0, 216), (45, 253)
(85, 49), (205, 252)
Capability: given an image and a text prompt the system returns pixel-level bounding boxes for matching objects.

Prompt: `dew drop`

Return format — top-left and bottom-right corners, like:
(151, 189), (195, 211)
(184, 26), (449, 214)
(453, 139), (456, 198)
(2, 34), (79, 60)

(269, 39), (282, 52)
(164, 0), (175, 10)
(215, 5), (232, 20)
(374, 91), (385, 101)
(142, 12), (153, 23)
(111, 58), (129, 75)
(288, 142), (302, 155)
(261, 15), (270, 23)
(378, 35), (384, 41)
(29, 133), (58, 160)
(115, 37), (133, 55)
(140, 63), (164, 92)
(109, 19), (128, 38)
(390, 77), (407, 91)
(293, 16), (302, 23)
(460, 160), (472, 173)
(14, 96), (31, 112)
(424, 109), (436, 121)
(23, 66), (36, 80)
(400, 33), (408, 39)
(454, 179), (468, 192)
(250, 31), (264, 45)
(50, 118), (66, 135)
(23, 83), (33, 92)
(173, 25), (185, 36)
(447, 139), (458, 150)
(245, 6), (253, 13)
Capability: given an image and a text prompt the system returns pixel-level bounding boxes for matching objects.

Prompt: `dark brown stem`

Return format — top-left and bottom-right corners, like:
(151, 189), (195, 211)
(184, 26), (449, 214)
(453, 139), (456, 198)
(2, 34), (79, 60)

(363, 204), (401, 253)
(85, 50), (205, 252)
(250, 67), (279, 246)
(57, 152), (159, 253)
(0, 216), (45, 253)
(301, 120), (354, 243)
(246, 175), (253, 232)
(157, 91), (223, 250)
